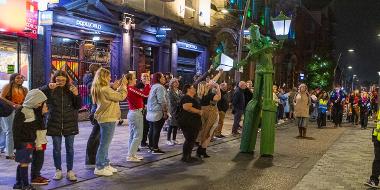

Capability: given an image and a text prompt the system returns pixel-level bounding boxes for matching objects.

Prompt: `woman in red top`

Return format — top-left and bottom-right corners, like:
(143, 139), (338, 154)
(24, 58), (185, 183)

(125, 73), (151, 162)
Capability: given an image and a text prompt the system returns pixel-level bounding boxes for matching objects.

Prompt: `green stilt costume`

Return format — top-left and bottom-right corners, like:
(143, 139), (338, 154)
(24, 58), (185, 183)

(237, 24), (281, 156)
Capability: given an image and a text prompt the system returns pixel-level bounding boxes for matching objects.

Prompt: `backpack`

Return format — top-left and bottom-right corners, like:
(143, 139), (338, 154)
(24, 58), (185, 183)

(0, 98), (13, 117)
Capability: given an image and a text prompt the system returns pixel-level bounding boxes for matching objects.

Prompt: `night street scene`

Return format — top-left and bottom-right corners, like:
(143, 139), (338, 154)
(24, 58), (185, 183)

(1, 0), (380, 190)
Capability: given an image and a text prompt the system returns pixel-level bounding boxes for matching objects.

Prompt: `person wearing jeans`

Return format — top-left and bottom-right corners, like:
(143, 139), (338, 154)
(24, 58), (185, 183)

(146, 72), (168, 155)
(125, 73), (150, 162)
(1, 73), (28, 159)
(40, 70), (81, 181)
(96, 122), (116, 171)
(1, 111), (15, 158)
(51, 135), (75, 173)
(91, 68), (127, 176)
(0, 122), (5, 153)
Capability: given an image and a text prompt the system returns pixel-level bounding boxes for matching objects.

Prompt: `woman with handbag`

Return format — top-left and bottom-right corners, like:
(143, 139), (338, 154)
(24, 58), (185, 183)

(146, 72), (168, 155)
(1, 73), (28, 160)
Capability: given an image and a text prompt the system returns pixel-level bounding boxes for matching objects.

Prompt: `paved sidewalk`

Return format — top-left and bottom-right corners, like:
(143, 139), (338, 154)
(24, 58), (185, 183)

(0, 113), (241, 190)
(293, 127), (375, 190)
(53, 122), (346, 190)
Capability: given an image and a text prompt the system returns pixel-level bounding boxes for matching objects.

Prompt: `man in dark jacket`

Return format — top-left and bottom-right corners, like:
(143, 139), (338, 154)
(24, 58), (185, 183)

(232, 81), (246, 135)
(215, 83), (229, 138)
(136, 73), (151, 148)
(244, 80), (253, 108)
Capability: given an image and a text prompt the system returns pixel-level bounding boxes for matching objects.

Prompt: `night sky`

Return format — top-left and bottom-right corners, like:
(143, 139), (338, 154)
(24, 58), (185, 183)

(334, 0), (380, 83)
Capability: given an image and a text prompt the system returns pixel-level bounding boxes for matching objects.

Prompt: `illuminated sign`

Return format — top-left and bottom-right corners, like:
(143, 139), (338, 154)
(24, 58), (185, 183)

(0, 0), (38, 39)
(54, 14), (120, 35)
(39, 11), (53, 26)
(76, 20), (102, 30)
(155, 28), (167, 43)
(177, 41), (205, 52)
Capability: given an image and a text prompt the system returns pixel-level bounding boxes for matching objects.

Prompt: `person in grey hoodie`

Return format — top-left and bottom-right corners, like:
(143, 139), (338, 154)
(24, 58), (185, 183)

(12, 89), (48, 190)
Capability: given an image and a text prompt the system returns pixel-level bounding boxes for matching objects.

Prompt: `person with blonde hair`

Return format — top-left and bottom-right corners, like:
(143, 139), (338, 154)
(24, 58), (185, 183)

(294, 83), (311, 138)
(91, 68), (127, 176)
(196, 69), (223, 158)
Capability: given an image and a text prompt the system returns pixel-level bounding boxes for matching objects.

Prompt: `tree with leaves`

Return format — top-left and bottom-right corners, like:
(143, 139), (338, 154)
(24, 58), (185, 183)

(305, 55), (334, 91)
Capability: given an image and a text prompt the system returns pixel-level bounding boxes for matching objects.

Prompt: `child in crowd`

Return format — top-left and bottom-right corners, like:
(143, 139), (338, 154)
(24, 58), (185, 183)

(13, 89), (48, 190)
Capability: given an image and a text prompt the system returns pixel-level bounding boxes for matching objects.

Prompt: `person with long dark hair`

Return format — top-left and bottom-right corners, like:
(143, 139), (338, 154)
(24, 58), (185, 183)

(40, 70), (81, 181)
(146, 72), (168, 154)
(1, 73), (28, 160)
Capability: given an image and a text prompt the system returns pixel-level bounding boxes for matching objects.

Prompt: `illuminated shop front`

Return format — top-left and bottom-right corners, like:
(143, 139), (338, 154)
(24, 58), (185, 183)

(43, 11), (122, 107)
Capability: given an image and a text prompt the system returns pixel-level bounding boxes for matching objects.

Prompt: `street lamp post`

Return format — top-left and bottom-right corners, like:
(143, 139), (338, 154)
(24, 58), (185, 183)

(334, 49), (355, 87)
(236, 0), (251, 82)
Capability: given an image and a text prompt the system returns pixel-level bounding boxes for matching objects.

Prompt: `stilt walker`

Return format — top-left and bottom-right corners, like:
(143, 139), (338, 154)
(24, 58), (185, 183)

(237, 24), (281, 156)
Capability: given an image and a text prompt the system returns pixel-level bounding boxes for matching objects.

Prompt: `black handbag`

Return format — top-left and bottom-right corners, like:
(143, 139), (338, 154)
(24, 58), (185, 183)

(0, 98), (13, 117)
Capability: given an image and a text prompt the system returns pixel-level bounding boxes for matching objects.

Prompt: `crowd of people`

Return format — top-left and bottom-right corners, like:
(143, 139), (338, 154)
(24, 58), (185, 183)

(1, 64), (380, 189)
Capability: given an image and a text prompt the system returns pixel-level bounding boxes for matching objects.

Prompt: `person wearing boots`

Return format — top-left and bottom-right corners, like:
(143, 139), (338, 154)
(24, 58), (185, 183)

(294, 84), (311, 138)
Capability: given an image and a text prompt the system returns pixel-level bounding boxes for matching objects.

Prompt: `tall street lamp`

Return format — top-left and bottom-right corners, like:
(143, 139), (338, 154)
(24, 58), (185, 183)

(334, 49), (355, 86)
(236, 0), (252, 82)
(272, 11), (292, 40)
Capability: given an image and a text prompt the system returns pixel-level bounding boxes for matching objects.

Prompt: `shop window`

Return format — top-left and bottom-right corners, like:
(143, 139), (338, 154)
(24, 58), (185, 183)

(137, 45), (158, 75)
(51, 36), (111, 109)
(0, 37), (30, 90)
(177, 49), (198, 84)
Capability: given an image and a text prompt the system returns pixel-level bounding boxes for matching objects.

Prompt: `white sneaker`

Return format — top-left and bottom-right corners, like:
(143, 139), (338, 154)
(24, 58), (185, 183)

(126, 156), (141, 162)
(66, 170), (77, 181)
(94, 168), (113, 176)
(134, 155), (144, 160)
(173, 140), (181, 145)
(166, 140), (174, 146)
(105, 165), (118, 173)
(53, 169), (62, 180)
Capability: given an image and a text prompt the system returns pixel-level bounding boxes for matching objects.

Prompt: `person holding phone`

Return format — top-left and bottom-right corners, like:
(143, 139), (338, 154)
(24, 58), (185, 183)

(125, 73), (150, 162)
(92, 68), (127, 176)
(40, 70), (82, 181)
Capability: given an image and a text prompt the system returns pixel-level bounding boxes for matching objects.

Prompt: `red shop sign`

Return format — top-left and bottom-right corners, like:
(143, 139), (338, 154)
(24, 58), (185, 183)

(0, 0), (38, 39)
